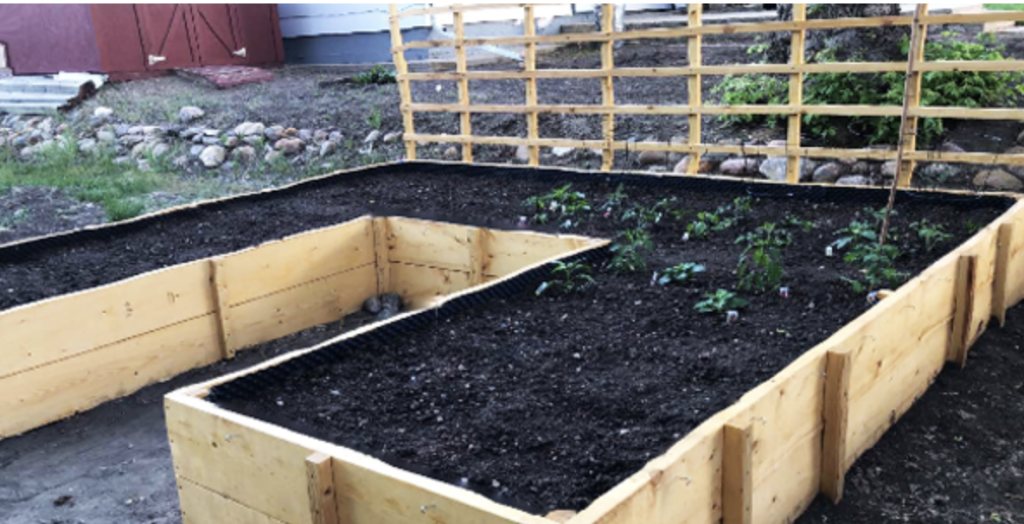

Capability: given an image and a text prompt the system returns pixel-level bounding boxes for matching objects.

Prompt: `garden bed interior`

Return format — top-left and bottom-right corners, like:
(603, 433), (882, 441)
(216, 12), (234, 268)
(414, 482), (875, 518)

(133, 162), (1022, 524)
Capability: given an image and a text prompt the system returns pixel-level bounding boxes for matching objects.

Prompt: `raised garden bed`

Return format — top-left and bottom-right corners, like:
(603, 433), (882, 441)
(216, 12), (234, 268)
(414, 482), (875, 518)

(0, 211), (604, 439)
(142, 162), (1024, 524)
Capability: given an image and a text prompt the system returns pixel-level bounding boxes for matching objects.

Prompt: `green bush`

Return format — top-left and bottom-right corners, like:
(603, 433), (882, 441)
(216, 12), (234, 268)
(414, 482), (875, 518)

(351, 65), (396, 85)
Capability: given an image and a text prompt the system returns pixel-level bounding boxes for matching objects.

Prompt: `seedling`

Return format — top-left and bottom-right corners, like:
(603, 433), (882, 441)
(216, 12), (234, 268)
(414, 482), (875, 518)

(841, 243), (906, 294)
(622, 198), (682, 230)
(599, 184), (629, 220)
(685, 211), (721, 240)
(523, 184), (591, 228)
(607, 228), (653, 274)
(684, 197), (753, 240)
(736, 222), (790, 294)
(536, 261), (596, 296)
(910, 219), (952, 252)
(964, 219), (981, 235)
(783, 214), (815, 233)
(657, 262), (706, 286)
(695, 289), (749, 315)
(830, 219), (877, 251)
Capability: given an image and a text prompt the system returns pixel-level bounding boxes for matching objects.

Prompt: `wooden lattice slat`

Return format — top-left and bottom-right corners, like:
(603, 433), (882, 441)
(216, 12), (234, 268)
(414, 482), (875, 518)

(686, 4), (702, 175)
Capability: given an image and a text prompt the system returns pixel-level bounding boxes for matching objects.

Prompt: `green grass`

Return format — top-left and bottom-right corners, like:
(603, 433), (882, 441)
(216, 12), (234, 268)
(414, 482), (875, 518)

(984, 4), (1024, 11)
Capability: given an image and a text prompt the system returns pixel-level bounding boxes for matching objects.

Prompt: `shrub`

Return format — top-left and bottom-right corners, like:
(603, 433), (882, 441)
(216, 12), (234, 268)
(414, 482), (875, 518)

(351, 65), (396, 85)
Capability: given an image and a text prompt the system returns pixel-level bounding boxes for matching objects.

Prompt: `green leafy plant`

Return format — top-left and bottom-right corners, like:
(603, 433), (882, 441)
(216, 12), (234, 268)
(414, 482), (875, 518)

(964, 219), (982, 235)
(686, 211), (721, 240)
(695, 289), (749, 314)
(842, 243), (906, 294)
(351, 64), (397, 85)
(784, 214), (815, 233)
(366, 108), (383, 130)
(599, 184), (629, 219)
(524, 184), (592, 228)
(685, 197), (753, 239)
(910, 219), (953, 252)
(831, 207), (896, 251)
(657, 262), (706, 286)
(536, 261), (596, 295)
(622, 197), (681, 229)
(608, 228), (653, 274)
(736, 222), (791, 294)
(712, 74), (789, 127)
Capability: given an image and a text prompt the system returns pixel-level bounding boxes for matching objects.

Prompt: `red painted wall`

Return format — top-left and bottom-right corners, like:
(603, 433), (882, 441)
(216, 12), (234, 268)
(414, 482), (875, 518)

(0, 4), (102, 74)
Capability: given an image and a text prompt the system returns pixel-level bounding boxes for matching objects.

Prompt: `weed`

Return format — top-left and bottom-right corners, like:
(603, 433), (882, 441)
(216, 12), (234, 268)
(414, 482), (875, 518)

(536, 261), (596, 295)
(695, 289), (749, 315)
(524, 184), (591, 228)
(351, 65), (397, 85)
(657, 262), (706, 286)
(366, 108), (383, 130)
(608, 228), (652, 274)
(964, 219), (982, 235)
(842, 243), (906, 294)
(910, 219), (952, 252)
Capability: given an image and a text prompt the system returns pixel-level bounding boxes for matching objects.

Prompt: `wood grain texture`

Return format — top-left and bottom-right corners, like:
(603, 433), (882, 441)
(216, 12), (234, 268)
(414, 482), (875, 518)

(993, 222), (1015, 326)
(821, 350), (852, 502)
(952, 254), (978, 367)
(306, 453), (339, 524)
(178, 477), (286, 524)
(785, 4), (806, 183)
(686, 3), (702, 175)
(722, 424), (752, 524)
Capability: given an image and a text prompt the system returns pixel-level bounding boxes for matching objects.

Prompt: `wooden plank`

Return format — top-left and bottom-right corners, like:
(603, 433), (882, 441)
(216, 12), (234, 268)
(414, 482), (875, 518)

(228, 264), (377, 351)
(389, 263), (473, 310)
(600, 4), (615, 172)
(218, 218), (375, 307)
(994, 223), (1014, 326)
(897, 4), (928, 188)
(785, 4), (806, 183)
(951, 254), (977, 367)
(388, 4), (417, 159)
(454, 7), (472, 163)
(404, 102), (905, 117)
(524, 5), (540, 166)
(469, 227), (487, 285)
(178, 477), (286, 524)
(0, 314), (220, 439)
(306, 453), (339, 524)
(373, 217), (392, 295)
(722, 423), (752, 524)
(0, 260), (214, 379)
(1004, 202), (1024, 308)
(485, 230), (596, 278)
(821, 349), (851, 503)
(211, 257), (235, 359)
(387, 217), (476, 271)
(686, 4), (702, 175)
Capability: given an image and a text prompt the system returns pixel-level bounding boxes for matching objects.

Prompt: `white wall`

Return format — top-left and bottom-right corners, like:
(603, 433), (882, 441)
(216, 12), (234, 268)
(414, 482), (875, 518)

(278, 3), (428, 38)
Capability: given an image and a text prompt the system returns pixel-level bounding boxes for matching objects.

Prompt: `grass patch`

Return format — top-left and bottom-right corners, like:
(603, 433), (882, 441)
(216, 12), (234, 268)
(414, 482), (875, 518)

(984, 3), (1024, 10)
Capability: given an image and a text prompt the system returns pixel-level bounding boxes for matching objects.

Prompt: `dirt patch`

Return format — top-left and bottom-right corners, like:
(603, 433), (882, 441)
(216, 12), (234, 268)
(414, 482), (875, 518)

(0, 187), (105, 245)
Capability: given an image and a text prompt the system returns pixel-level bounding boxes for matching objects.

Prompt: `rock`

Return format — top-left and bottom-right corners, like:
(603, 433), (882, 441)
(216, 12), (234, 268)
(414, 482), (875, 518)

(881, 160), (898, 178)
(28, 130), (43, 144)
(973, 169), (1023, 190)
(234, 122), (265, 137)
(918, 162), (960, 184)
(264, 125), (285, 141)
(180, 127), (204, 139)
(648, 165), (667, 173)
(232, 146), (257, 163)
(11, 135), (28, 148)
(836, 175), (870, 186)
(328, 131), (343, 143)
(719, 158), (759, 176)
(131, 142), (150, 159)
(637, 149), (668, 167)
(96, 130), (116, 143)
(766, 139), (787, 148)
(758, 157), (789, 181)
(285, 127), (298, 137)
(551, 146), (573, 158)
(444, 146), (460, 159)
(151, 142), (170, 158)
(222, 136), (239, 148)
(94, 107), (113, 119)
(120, 135), (145, 147)
(717, 138), (742, 146)
(274, 138), (304, 155)
(515, 145), (530, 163)
(179, 106), (205, 123)
(113, 155), (131, 165)
(201, 136), (221, 146)
(137, 159), (152, 172)
(812, 162), (844, 183)
(800, 159), (820, 181)
(851, 161), (872, 175)
(199, 145), (226, 168)
(383, 131), (402, 144)
(673, 155), (714, 174)
(364, 130), (381, 144)
(173, 155), (189, 168)
(377, 293), (403, 319)
(192, 134), (204, 144)
(163, 125), (183, 137)
(298, 129), (313, 142)
(363, 295), (382, 314)
(940, 142), (965, 153)
(20, 145), (37, 158)
(264, 150), (282, 163)
(242, 136), (264, 147)
(140, 126), (163, 137)
(313, 129), (329, 143)
(203, 129), (221, 137)
(77, 138), (98, 152)
(319, 140), (337, 158)
(114, 124), (131, 136)
(189, 145), (205, 157)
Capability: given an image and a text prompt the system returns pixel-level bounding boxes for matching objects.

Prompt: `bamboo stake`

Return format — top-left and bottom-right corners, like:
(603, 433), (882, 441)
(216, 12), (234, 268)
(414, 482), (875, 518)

(686, 4), (703, 175)
(880, 4), (926, 246)
(897, 4), (930, 188)
(388, 4), (417, 160)
(600, 4), (615, 171)
(785, 5), (807, 183)
(454, 6), (473, 162)
(524, 5), (540, 166)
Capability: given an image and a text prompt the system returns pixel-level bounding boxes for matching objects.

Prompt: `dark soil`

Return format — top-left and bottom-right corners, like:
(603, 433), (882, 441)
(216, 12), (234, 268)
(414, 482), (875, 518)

(0, 187), (105, 245)
(798, 305), (1024, 524)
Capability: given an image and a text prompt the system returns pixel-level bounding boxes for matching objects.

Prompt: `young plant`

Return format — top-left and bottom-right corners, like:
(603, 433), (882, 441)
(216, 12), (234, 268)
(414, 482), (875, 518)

(842, 243), (906, 294)
(736, 222), (791, 294)
(351, 64), (397, 85)
(686, 211), (721, 240)
(524, 184), (591, 228)
(536, 261), (596, 296)
(366, 107), (383, 130)
(695, 289), (749, 315)
(599, 184), (629, 220)
(657, 262), (706, 286)
(831, 220), (878, 251)
(910, 219), (952, 252)
(607, 228), (653, 274)
(784, 214), (815, 233)
(622, 197), (681, 230)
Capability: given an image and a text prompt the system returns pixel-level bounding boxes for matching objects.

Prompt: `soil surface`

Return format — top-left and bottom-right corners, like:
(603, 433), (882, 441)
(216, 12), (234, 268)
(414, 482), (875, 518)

(798, 304), (1024, 524)
(0, 187), (105, 245)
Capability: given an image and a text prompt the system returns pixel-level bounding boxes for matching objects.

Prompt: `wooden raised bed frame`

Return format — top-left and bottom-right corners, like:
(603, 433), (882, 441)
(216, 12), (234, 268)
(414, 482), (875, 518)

(0, 215), (604, 439)
(165, 181), (1024, 524)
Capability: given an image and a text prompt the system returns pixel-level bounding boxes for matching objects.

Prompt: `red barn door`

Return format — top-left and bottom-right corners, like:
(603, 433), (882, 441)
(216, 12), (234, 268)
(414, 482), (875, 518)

(190, 5), (246, 65)
(135, 4), (198, 70)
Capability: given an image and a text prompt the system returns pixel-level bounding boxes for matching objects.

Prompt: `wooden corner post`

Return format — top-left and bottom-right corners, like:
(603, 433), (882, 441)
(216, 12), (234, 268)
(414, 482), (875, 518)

(373, 217), (392, 296)
(454, 5), (473, 163)
(993, 222), (1015, 327)
(600, 4), (615, 172)
(821, 349), (852, 502)
(388, 4), (417, 160)
(306, 452), (339, 524)
(950, 254), (977, 368)
(896, 4), (929, 187)
(785, 4), (807, 183)
(524, 5), (540, 166)
(722, 422), (753, 524)
(210, 257), (235, 359)
(685, 3), (703, 175)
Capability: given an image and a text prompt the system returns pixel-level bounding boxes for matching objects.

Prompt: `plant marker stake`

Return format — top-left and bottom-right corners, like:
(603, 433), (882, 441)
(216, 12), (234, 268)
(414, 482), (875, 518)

(517, 216), (528, 229)
(825, 246), (833, 258)
(650, 271), (659, 286)
(682, 232), (690, 242)
(866, 290), (880, 305)
(779, 286), (790, 299)
(725, 310), (740, 324)
(879, 5), (925, 248)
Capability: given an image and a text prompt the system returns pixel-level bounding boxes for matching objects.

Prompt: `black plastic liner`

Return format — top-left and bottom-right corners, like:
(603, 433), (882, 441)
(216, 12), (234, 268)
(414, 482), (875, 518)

(206, 244), (610, 403)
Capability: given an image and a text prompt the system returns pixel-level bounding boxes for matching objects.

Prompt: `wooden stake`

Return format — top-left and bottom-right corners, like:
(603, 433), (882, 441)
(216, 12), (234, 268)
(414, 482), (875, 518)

(722, 422), (753, 524)
(305, 452), (339, 524)
(821, 349), (852, 503)
(951, 254), (977, 367)
(388, 4), (417, 160)
(600, 4), (615, 172)
(469, 227), (487, 285)
(524, 5), (540, 166)
(685, 4), (703, 175)
(993, 223), (1015, 327)
(210, 257), (234, 359)
(454, 6), (473, 163)
(785, 4), (807, 183)
(373, 217), (391, 295)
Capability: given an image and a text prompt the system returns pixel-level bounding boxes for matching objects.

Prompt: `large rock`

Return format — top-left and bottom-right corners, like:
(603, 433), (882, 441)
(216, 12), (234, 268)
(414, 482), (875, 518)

(918, 162), (960, 184)
(836, 175), (871, 186)
(812, 162), (844, 183)
(234, 122), (265, 137)
(264, 125), (285, 141)
(383, 131), (402, 144)
(151, 142), (170, 158)
(515, 145), (530, 163)
(881, 160), (899, 178)
(189, 144), (205, 157)
(233, 146), (257, 163)
(274, 138), (304, 155)
(298, 129), (314, 142)
(637, 149), (668, 167)
(443, 146), (460, 159)
(319, 140), (337, 158)
(940, 141), (965, 153)
(179, 106), (205, 123)
(96, 130), (116, 143)
(199, 145), (226, 168)
(551, 146), (573, 158)
(672, 155), (715, 174)
(364, 130), (381, 144)
(758, 157), (789, 181)
(974, 169), (1023, 190)
(719, 158), (759, 176)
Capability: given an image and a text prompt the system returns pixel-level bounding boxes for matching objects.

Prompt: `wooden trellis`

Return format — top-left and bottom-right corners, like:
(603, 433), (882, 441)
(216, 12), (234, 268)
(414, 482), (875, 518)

(388, 4), (1024, 186)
